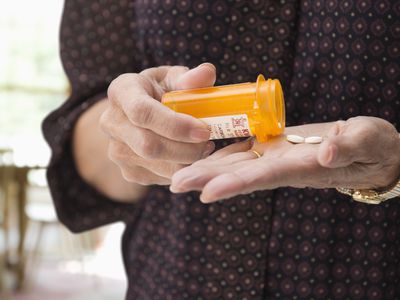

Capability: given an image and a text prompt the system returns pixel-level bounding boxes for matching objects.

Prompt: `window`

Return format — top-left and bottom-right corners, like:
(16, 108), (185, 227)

(0, 0), (68, 166)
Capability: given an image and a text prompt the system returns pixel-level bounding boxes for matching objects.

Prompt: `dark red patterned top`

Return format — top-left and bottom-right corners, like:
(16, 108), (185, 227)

(43, 1), (400, 299)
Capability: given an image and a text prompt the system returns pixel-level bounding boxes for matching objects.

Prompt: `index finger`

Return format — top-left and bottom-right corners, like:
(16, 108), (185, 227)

(108, 74), (210, 143)
(199, 155), (349, 203)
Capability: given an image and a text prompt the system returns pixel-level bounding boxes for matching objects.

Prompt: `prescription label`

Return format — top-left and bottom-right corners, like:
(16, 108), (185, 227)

(200, 114), (253, 140)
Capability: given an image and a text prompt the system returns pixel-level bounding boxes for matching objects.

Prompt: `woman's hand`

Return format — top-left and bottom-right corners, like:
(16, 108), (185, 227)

(170, 117), (400, 203)
(99, 64), (217, 186)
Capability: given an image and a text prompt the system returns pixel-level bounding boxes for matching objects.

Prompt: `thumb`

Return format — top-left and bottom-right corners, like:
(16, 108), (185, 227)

(317, 122), (359, 168)
(177, 63), (217, 90)
(164, 63), (217, 91)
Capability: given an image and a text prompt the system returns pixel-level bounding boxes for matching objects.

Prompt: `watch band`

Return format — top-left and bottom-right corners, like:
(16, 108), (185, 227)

(336, 177), (400, 205)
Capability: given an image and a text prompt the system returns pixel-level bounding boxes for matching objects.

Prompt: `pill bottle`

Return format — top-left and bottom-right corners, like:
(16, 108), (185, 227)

(161, 75), (285, 143)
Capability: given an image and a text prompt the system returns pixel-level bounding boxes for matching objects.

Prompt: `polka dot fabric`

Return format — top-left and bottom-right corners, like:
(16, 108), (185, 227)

(42, 0), (400, 299)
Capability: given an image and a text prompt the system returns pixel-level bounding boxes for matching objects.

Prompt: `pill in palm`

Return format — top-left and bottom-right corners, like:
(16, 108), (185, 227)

(286, 134), (305, 144)
(304, 136), (323, 144)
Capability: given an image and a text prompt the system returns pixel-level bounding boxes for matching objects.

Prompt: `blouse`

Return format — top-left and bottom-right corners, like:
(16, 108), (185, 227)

(42, 0), (400, 299)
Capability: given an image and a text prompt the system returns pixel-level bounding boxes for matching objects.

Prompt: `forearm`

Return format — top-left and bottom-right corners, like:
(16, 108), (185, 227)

(72, 99), (148, 202)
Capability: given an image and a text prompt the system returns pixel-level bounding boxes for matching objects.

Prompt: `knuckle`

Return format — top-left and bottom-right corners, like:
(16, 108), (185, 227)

(170, 113), (200, 137)
(332, 120), (346, 134)
(385, 121), (398, 133)
(347, 116), (362, 123)
(121, 169), (137, 183)
(107, 80), (118, 102)
(354, 123), (376, 145)
(99, 111), (110, 134)
(349, 117), (382, 140)
(120, 169), (130, 182)
(121, 168), (151, 185)
(108, 73), (143, 104)
(134, 178), (153, 186)
(334, 120), (346, 127)
(129, 98), (153, 126)
(99, 105), (126, 137)
(136, 134), (163, 159)
(366, 122), (380, 136)
(139, 67), (159, 77)
(108, 141), (129, 162)
(108, 74), (130, 101)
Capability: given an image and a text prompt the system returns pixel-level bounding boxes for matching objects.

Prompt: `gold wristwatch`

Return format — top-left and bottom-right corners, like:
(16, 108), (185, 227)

(336, 178), (400, 204)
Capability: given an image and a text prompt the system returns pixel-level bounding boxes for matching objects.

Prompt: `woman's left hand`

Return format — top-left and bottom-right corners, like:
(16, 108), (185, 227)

(170, 116), (400, 203)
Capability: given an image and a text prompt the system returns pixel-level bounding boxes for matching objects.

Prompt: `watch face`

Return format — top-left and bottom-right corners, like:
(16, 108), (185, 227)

(352, 190), (382, 205)
(353, 198), (382, 205)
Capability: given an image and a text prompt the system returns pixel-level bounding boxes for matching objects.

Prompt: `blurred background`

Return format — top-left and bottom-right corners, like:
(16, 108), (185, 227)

(1, 1), (126, 299)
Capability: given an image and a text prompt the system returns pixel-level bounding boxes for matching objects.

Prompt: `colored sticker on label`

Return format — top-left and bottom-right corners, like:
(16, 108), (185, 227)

(200, 114), (253, 140)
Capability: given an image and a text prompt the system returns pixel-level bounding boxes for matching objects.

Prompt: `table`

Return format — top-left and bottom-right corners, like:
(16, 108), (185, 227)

(0, 161), (43, 291)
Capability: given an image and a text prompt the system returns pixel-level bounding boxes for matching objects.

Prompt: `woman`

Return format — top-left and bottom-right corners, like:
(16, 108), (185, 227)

(43, 0), (400, 299)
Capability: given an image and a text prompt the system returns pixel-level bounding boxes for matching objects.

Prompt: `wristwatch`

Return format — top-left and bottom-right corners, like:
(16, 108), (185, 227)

(336, 177), (400, 204)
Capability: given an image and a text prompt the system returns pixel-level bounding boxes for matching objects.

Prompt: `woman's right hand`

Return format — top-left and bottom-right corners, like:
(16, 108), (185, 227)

(100, 64), (217, 186)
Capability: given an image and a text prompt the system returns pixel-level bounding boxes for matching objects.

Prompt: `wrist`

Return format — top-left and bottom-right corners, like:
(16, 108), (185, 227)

(73, 99), (147, 203)
(73, 100), (109, 184)
(337, 139), (400, 204)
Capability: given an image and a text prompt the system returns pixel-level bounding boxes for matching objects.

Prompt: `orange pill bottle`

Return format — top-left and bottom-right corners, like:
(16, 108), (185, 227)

(161, 75), (285, 143)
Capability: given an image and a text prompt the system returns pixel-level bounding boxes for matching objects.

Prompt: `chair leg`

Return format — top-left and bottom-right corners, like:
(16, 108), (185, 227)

(31, 221), (46, 269)
(0, 252), (5, 296)
(3, 183), (9, 266)
(23, 221), (46, 289)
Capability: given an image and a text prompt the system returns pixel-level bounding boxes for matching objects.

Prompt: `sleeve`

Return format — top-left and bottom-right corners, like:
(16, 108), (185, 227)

(42, 0), (147, 233)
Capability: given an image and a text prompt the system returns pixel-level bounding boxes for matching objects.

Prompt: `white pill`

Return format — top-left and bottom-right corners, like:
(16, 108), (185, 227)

(305, 136), (323, 144)
(286, 134), (305, 144)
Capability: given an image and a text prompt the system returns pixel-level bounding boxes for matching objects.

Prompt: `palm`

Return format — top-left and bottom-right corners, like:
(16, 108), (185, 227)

(170, 121), (383, 203)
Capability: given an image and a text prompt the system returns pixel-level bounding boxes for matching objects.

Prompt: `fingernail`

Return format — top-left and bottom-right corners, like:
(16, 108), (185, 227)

(169, 184), (183, 193)
(190, 128), (210, 142)
(198, 62), (216, 72)
(200, 193), (222, 204)
(200, 193), (212, 203)
(246, 137), (255, 147)
(202, 141), (215, 158)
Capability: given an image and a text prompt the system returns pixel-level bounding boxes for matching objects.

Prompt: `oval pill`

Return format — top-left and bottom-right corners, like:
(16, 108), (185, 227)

(286, 134), (305, 144)
(304, 136), (323, 144)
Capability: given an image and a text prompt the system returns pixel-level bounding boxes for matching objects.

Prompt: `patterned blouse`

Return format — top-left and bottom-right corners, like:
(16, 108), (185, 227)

(42, 1), (400, 299)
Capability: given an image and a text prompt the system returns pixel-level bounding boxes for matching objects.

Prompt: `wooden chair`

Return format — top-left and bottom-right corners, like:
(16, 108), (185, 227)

(23, 171), (99, 288)
(0, 148), (13, 296)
